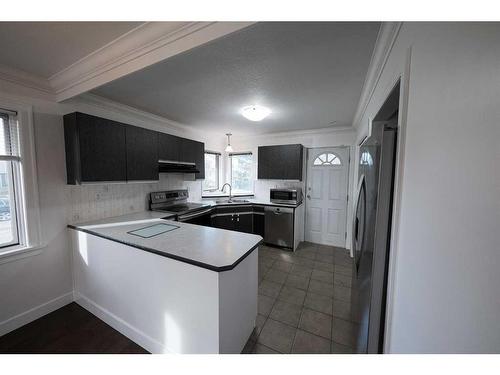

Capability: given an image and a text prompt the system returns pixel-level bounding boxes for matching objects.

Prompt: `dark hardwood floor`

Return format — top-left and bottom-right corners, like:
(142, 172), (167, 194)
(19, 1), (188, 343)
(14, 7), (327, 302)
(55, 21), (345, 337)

(0, 302), (148, 354)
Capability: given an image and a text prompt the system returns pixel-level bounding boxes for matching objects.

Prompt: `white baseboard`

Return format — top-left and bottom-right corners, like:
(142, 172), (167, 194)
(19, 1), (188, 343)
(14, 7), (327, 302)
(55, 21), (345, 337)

(73, 292), (167, 354)
(0, 292), (73, 337)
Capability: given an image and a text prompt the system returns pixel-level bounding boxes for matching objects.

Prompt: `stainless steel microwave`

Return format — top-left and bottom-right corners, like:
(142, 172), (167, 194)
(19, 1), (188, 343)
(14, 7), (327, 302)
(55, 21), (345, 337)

(270, 188), (303, 205)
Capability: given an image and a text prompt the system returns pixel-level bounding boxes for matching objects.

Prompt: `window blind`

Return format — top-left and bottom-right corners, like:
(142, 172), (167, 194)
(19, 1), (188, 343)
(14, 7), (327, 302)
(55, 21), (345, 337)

(0, 111), (20, 160)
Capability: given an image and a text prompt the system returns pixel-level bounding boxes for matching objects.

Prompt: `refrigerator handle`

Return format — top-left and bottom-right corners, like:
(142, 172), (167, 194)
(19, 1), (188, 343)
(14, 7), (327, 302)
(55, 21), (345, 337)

(355, 217), (359, 241)
(352, 175), (366, 274)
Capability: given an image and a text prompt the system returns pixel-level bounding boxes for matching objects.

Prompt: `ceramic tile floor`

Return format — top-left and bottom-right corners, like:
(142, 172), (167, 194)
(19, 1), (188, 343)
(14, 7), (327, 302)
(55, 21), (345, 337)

(242, 242), (359, 354)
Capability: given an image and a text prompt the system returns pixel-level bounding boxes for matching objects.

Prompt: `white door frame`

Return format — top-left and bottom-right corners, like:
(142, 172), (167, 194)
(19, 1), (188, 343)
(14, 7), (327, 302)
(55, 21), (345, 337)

(304, 146), (350, 247)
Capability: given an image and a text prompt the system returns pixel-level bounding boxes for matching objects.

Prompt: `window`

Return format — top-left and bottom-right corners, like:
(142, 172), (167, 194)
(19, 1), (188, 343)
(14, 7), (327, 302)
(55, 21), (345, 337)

(0, 111), (21, 249)
(313, 152), (341, 166)
(230, 152), (253, 194)
(360, 151), (373, 166)
(203, 151), (220, 191)
(0, 173), (7, 187)
(0, 102), (41, 258)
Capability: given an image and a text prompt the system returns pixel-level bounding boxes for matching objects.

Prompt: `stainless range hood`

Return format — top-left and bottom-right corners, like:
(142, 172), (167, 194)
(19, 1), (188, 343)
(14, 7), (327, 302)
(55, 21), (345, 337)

(158, 160), (200, 174)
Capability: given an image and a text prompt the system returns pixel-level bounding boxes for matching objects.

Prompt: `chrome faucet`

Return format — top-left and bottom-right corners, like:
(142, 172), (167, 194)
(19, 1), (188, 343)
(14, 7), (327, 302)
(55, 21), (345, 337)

(221, 183), (233, 202)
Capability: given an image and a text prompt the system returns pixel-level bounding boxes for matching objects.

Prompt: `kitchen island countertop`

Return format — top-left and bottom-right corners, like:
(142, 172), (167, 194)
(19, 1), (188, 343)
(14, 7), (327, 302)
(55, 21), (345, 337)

(68, 212), (262, 272)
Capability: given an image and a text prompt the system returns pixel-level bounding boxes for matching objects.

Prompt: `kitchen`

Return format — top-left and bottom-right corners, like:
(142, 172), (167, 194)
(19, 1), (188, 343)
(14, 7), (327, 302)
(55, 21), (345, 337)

(64, 110), (309, 353)
(0, 14), (499, 362)
(62, 112), (319, 353)
(0, 21), (366, 355)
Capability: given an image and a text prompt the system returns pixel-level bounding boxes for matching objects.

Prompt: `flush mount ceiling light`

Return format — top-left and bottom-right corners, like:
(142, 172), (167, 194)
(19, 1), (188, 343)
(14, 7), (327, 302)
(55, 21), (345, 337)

(225, 133), (233, 153)
(241, 105), (271, 122)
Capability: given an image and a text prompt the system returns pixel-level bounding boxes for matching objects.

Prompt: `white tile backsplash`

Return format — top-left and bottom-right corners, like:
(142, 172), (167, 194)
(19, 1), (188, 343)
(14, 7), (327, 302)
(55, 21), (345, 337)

(67, 173), (202, 223)
(68, 172), (305, 224)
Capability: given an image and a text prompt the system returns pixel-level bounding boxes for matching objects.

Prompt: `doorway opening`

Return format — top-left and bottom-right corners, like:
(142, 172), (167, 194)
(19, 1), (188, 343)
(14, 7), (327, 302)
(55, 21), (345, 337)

(351, 79), (400, 354)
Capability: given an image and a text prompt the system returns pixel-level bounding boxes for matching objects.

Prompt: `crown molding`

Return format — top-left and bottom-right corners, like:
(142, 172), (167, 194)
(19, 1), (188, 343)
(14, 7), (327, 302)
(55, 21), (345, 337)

(0, 22), (253, 104)
(51, 21), (254, 102)
(232, 125), (355, 140)
(352, 22), (403, 129)
(71, 93), (201, 137)
(0, 64), (53, 98)
(267, 125), (354, 137)
(74, 93), (353, 143)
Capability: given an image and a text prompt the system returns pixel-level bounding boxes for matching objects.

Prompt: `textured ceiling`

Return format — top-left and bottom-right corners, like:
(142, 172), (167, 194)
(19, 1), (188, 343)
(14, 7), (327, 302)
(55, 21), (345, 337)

(0, 22), (142, 77)
(93, 22), (380, 135)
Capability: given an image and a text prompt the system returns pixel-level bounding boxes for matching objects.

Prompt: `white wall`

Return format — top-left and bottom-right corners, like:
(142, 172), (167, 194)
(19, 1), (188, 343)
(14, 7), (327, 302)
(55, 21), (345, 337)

(356, 22), (500, 353)
(0, 111), (73, 333)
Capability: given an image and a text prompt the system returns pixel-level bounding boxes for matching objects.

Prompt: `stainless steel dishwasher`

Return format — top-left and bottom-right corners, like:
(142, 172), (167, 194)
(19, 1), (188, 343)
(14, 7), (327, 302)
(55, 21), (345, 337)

(264, 206), (294, 248)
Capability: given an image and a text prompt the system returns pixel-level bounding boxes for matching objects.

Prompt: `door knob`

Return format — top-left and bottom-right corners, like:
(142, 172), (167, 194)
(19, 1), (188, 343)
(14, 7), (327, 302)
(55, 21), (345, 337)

(307, 194), (311, 199)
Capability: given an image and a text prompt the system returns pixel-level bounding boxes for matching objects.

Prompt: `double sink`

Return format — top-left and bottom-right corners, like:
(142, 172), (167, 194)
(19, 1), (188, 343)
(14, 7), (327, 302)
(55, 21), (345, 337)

(215, 198), (251, 204)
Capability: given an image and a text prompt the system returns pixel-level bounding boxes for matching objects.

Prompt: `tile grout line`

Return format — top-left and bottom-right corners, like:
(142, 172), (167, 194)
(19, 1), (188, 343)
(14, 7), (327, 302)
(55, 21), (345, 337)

(331, 286), (336, 352)
(265, 257), (293, 353)
(289, 244), (317, 353)
(261, 246), (308, 353)
(255, 342), (281, 354)
(255, 254), (289, 353)
(252, 256), (274, 352)
(258, 244), (354, 354)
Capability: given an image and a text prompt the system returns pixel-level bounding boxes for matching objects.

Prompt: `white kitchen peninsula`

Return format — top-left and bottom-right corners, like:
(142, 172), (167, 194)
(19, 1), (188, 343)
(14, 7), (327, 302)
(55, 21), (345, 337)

(69, 212), (262, 354)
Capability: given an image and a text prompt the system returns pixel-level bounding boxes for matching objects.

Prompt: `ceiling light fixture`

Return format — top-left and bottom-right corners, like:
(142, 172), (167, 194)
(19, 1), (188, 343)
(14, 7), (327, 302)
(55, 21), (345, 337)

(241, 105), (271, 122)
(225, 133), (233, 153)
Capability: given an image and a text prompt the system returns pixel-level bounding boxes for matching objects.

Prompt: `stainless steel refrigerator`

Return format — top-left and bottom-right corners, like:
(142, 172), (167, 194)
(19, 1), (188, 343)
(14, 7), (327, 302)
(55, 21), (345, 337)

(351, 112), (398, 353)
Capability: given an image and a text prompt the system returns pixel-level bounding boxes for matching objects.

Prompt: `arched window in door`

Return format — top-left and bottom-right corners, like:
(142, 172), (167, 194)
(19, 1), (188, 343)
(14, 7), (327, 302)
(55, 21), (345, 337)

(313, 152), (342, 166)
(360, 151), (373, 166)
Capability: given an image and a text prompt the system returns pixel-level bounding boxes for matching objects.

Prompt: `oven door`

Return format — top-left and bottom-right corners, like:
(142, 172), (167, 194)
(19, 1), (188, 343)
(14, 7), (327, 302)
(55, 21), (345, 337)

(177, 207), (212, 226)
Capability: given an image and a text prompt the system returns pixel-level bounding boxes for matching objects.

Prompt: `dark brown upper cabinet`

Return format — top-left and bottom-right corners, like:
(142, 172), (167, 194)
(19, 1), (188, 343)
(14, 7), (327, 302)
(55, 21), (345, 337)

(257, 144), (304, 180)
(158, 133), (205, 180)
(65, 112), (205, 184)
(181, 138), (205, 180)
(158, 133), (183, 162)
(64, 112), (127, 184)
(126, 126), (159, 181)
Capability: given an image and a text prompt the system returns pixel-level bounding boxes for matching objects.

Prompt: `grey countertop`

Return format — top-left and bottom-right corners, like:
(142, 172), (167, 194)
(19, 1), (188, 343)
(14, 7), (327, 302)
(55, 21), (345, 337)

(68, 211), (263, 272)
(200, 198), (303, 209)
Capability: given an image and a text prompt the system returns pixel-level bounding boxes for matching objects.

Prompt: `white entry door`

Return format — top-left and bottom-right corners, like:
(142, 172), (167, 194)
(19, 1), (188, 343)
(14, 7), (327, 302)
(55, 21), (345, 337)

(305, 147), (349, 247)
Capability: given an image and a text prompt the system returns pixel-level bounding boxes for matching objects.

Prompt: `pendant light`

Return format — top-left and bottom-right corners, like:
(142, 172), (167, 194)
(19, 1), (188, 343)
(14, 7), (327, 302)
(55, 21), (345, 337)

(225, 133), (233, 153)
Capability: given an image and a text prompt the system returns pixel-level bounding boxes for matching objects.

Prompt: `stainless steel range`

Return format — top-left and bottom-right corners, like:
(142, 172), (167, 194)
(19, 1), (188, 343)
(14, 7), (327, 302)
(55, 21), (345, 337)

(149, 190), (212, 225)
